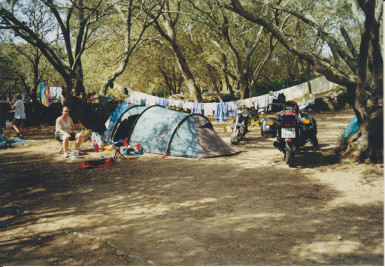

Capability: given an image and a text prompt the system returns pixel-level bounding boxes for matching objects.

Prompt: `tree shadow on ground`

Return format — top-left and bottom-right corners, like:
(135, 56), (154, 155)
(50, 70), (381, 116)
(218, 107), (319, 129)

(0, 148), (383, 265)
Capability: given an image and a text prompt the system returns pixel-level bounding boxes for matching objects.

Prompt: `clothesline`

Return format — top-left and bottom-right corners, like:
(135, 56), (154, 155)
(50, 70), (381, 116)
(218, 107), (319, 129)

(111, 76), (339, 122)
(41, 76), (338, 123)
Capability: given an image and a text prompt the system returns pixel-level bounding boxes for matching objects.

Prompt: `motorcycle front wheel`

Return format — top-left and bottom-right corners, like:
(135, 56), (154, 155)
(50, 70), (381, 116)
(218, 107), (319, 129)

(230, 128), (242, 145)
(285, 142), (295, 166)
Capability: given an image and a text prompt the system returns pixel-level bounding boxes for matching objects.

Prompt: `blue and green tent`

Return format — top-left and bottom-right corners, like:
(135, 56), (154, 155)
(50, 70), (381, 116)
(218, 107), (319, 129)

(103, 105), (239, 158)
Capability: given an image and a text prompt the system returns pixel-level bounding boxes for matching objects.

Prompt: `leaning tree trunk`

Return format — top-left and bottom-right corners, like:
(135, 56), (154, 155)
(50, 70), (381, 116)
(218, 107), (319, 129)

(340, 84), (383, 163)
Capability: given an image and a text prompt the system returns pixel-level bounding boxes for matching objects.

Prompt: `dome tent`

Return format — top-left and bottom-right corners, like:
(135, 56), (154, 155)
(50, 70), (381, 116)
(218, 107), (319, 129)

(103, 105), (240, 158)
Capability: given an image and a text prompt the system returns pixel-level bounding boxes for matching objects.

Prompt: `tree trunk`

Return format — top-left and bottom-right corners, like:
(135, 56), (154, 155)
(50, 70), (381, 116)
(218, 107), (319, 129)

(171, 42), (202, 102)
(224, 73), (235, 100)
(238, 70), (250, 99)
(342, 83), (383, 163)
(342, 112), (383, 163)
(153, 4), (202, 103)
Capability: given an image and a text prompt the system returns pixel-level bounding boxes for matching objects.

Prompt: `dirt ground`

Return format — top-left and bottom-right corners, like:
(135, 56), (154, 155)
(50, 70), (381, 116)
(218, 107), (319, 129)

(0, 109), (383, 266)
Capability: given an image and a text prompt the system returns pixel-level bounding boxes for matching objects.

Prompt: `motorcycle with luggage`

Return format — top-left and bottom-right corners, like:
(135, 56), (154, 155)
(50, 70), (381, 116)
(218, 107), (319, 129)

(260, 101), (318, 166)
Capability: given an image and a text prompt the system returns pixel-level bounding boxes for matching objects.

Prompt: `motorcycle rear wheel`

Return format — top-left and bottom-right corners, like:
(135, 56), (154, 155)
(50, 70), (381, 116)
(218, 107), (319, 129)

(285, 142), (294, 166)
(310, 135), (318, 147)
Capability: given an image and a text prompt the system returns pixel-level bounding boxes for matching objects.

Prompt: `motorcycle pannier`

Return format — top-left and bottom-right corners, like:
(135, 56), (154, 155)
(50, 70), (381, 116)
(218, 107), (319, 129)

(261, 117), (278, 138)
(299, 116), (317, 135)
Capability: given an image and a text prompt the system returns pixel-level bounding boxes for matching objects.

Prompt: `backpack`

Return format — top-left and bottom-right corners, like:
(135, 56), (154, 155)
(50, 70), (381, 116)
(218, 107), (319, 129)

(80, 158), (114, 169)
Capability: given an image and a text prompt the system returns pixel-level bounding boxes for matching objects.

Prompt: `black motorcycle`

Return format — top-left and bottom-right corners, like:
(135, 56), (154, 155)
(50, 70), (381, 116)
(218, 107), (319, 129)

(230, 107), (251, 145)
(261, 101), (318, 166)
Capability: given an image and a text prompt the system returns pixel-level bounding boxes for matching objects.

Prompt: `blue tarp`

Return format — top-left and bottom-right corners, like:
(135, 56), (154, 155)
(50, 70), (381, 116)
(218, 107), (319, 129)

(0, 135), (25, 148)
(342, 116), (359, 138)
(0, 134), (7, 148)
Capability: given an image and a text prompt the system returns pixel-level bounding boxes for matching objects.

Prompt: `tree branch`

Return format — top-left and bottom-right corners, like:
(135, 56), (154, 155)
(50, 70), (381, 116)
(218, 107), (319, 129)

(226, 0), (357, 87)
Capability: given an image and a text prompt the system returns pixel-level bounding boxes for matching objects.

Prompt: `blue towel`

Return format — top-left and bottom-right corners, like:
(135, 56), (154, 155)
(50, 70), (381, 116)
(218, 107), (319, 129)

(158, 98), (169, 109)
(225, 101), (238, 117)
(215, 103), (227, 122)
(191, 103), (203, 114)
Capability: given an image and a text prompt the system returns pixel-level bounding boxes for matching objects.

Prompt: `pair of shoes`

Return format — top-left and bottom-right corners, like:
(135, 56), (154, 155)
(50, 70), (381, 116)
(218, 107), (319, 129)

(63, 152), (69, 158)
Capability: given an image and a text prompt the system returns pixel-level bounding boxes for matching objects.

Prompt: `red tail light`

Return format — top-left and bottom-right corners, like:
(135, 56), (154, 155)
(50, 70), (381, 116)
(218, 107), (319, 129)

(283, 121), (296, 127)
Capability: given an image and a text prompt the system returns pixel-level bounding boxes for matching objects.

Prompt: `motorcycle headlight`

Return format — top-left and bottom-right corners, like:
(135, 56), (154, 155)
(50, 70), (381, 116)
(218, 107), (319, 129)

(267, 121), (275, 126)
(303, 119), (311, 124)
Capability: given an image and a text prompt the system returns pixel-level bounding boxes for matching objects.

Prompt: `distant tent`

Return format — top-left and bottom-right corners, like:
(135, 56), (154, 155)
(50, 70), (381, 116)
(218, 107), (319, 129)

(103, 105), (240, 158)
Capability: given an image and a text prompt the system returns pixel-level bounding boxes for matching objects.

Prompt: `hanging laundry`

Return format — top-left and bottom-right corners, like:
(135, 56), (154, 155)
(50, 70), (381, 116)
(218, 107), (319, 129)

(203, 103), (216, 116)
(226, 101), (238, 117)
(146, 95), (158, 106)
(49, 87), (63, 100)
(168, 99), (177, 108)
(191, 102), (203, 114)
(158, 98), (169, 109)
(40, 83), (50, 107)
(214, 102), (227, 123)
(169, 99), (184, 109)
(273, 91), (280, 100)
(280, 82), (311, 105)
(309, 76), (339, 101)
(253, 94), (274, 112)
(130, 91), (142, 105)
(183, 102), (194, 112)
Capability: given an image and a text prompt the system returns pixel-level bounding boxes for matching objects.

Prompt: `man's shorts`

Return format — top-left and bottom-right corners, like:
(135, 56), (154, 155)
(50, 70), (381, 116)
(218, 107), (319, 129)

(55, 132), (76, 142)
(13, 118), (25, 125)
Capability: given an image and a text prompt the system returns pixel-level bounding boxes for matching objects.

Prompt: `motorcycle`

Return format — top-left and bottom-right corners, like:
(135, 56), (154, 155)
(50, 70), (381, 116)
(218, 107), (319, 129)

(261, 101), (318, 166)
(230, 107), (251, 145)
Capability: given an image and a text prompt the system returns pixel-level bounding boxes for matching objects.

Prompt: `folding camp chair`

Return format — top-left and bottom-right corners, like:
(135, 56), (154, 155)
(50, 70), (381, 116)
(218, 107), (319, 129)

(109, 139), (127, 161)
(55, 133), (73, 154)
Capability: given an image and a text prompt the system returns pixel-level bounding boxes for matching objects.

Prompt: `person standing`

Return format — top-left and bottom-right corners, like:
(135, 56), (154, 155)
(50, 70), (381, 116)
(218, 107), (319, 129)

(55, 106), (83, 158)
(7, 94), (26, 137)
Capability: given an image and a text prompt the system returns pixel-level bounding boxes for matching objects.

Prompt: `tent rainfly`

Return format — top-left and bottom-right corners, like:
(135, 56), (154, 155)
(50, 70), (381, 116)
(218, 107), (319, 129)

(103, 104), (240, 158)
